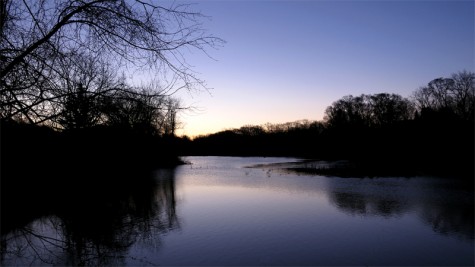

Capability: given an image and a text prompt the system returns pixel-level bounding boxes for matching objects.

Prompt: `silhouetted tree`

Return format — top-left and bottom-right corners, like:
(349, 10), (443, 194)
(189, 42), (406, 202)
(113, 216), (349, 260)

(182, 72), (472, 177)
(52, 53), (121, 129)
(99, 88), (170, 135)
(369, 93), (414, 126)
(0, 0), (222, 125)
(324, 93), (413, 128)
(451, 70), (475, 120)
(60, 83), (98, 129)
(236, 125), (265, 136)
(162, 98), (181, 136)
(27, 52), (177, 134)
(413, 70), (474, 121)
(324, 95), (367, 128)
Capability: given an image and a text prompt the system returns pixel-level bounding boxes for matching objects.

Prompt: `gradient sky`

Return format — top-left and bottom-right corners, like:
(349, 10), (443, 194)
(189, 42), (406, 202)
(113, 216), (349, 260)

(174, 0), (474, 137)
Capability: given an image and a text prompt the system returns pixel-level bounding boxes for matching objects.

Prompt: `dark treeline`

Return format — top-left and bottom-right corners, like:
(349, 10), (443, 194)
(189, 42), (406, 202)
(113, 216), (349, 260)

(0, 55), (184, 240)
(0, 53), (186, 212)
(183, 71), (474, 179)
(1, 98), (181, 235)
(0, 0), (220, 240)
(0, 0), (221, 178)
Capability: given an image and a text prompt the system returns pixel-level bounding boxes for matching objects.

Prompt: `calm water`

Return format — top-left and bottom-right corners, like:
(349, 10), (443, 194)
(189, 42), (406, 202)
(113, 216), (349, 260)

(2, 156), (474, 266)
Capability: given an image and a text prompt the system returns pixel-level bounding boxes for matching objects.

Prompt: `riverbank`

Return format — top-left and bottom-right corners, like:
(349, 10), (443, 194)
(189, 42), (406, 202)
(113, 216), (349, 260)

(247, 158), (475, 182)
(1, 119), (184, 234)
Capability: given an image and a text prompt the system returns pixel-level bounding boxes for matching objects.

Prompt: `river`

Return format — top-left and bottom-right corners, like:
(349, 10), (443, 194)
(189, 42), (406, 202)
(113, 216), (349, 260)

(1, 156), (473, 266)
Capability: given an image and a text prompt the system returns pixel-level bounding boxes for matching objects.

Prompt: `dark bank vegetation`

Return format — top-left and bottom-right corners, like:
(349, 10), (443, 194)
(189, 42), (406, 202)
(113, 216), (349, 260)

(184, 71), (474, 179)
(0, 0), (221, 172)
(0, 0), (220, 240)
(0, 0), (473, 244)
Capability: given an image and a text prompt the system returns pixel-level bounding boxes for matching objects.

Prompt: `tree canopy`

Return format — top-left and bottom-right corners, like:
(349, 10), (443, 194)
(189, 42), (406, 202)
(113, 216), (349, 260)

(0, 0), (222, 132)
(412, 70), (474, 121)
(324, 93), (414, 128)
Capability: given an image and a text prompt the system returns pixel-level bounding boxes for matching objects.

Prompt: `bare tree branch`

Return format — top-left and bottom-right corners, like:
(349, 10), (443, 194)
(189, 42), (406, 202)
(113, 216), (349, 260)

(0, 0), (223, 127)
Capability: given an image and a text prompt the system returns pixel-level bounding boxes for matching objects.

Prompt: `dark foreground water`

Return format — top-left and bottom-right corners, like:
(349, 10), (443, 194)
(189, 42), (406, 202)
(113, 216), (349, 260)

(1, 156), (474, 266)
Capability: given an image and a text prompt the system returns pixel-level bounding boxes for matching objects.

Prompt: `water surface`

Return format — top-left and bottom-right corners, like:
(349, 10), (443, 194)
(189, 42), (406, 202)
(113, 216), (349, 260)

(2, 156), (473, 266)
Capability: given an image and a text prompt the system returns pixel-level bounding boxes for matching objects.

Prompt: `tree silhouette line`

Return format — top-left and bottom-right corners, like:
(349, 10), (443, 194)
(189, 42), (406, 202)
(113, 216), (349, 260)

(183, 71), (474, 179)
(0, 0), (222, 178)
(0, 1), (219, 251)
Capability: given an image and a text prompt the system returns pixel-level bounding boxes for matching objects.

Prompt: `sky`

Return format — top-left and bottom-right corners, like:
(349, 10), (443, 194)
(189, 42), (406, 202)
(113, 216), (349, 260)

(174, 0), (474, 137)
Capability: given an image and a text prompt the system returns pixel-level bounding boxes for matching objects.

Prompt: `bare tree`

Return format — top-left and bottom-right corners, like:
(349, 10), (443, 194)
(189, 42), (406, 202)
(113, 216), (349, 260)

(100, 87), (172, 135)
(0, 0), (222, 124)
(369, 93), (414, 126)
(412, 71), (475, 121)
(161, 98), (181, 136)
(451, 70), (475, 120)
(324, 95), (370, 128)
(51, 53), (122, 129)
(324, 94), (413, 128)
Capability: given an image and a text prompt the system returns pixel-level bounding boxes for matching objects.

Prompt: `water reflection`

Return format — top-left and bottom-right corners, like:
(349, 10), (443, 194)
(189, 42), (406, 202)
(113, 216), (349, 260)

(191, 157), (474, 243)
(324, 177), (474, 241)
(1, 168), (179, 266)
(253, 158), (474, 242)
(164, 157), (473, 266)
(2, 157), (473, 266)
(330, 191), (406, 217)
(419, 199), (474, 241)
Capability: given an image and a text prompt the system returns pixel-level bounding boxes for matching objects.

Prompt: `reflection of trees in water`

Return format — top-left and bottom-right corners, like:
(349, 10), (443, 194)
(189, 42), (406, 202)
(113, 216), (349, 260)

(1, 169), (179, 266)
(2, 216), (131, 266)
(418, 200), (474, 241)
(331, 192), (405, 218)
(327, 179), (474, 241)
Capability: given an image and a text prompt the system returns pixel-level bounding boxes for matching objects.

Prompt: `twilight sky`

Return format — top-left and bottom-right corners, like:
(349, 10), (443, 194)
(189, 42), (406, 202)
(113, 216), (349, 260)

(174, 0), (474, 137)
